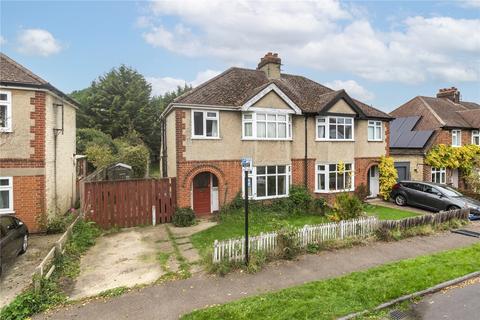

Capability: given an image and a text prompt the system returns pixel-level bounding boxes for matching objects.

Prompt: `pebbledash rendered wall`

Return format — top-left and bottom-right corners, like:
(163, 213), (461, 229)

(0, 88), (76, 232)
(165, 96), (390, 209)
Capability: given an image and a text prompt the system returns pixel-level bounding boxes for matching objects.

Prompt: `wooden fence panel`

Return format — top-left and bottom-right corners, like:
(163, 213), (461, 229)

(82, 178), (176, 229)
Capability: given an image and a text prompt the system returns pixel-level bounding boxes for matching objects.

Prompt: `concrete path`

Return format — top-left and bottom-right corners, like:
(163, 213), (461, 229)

(366, 198), (431, 215)
(35, 222), (480, 320)
(67, 225), (176, 300)
(0, 234), (60, 308)
(412, 277), (480, 320)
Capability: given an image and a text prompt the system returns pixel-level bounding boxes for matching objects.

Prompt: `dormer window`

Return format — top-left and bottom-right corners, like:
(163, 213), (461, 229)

(316, 116), (354, 141)
(242, 112), (292, 140)
(451, 129), (461, 147)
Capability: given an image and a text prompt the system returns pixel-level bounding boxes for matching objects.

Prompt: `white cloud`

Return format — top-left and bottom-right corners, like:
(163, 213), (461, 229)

(17, 29), (62, 57)
(140, 0), (480, 83)
(325, 80), (375, 101)
(460, 0), (480, 8)
(0, 36), (6, 45)
(147, 69), (220, 96)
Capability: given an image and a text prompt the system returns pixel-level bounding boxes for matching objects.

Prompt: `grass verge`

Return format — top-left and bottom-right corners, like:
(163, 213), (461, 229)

(182, 243), (480, 320)
(0, 218), (101, 320)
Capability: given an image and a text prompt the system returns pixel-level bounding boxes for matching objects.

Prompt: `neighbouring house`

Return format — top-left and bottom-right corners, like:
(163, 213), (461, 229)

(390, 87), (480, 188)
(0, 53), (79, 232)
(160, 53), (392, 216)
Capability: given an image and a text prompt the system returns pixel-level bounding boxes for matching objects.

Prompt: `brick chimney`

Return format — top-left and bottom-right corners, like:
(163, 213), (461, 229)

(257, 52), (281, 79)
(436, 87), (460, 103)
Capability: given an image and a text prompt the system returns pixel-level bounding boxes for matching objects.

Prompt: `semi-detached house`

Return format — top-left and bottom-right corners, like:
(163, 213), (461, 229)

(0, 53), (78, 232)
(160, 53), (392, 216)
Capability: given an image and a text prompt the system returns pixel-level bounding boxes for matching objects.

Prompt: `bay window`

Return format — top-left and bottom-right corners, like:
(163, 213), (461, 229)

(472, 130), (479, 145)
(0, 177), (13, 214)
(242, 112), (292, 140)
(244, 165), (291, 199)
(316, 116), (354, 140)
(316, 163), (354, 192)
(368, 120), (383, 141)
(431, 167), (446, 184)
(451, 129), (461, 147)
(192, 110), (219, 138)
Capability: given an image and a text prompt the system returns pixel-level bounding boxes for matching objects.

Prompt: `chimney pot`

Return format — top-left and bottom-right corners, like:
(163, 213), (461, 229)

(257, 52), (282, 79)
(436, 87), (460, 103)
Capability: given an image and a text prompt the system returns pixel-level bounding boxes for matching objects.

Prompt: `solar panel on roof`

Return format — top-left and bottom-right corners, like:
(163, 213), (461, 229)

(389, 116), (433, 149)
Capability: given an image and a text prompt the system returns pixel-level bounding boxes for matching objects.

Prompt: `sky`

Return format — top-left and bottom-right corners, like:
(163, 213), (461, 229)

(1, 0), (479, 112)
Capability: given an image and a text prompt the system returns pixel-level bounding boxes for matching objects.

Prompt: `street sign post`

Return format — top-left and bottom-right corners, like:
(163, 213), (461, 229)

(241, 157), (252, 265)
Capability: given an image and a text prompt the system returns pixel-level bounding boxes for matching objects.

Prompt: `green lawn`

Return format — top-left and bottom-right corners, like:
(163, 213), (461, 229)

(190, 208), (328, 255)
(182, 243), (480, 320)
(364, 204), (419, 220)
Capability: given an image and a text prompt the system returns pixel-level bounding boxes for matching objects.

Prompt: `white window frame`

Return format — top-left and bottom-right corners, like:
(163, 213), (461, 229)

(243, 164), (291, 199)
(472, 130), (480, 145)
(451, 129), (461, 147)
(0, 177), (14, 214)
(0, 90), (12, 132)
(315, 162), (355, 193)
(316, 116), (354, 141)
(242, 111), (292, 140)
(431, 167), (446, 184)
(191, 110), (220, 139)
(367, 120), (383, 141)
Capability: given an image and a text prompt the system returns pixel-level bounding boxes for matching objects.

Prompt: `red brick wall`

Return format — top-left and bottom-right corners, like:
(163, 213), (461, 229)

(291, 158), (315, 190)
(12, 175), (45, 232)
(354, 157), (380, 189)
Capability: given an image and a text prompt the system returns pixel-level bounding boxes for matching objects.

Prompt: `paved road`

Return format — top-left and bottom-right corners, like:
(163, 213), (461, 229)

(35, 223), (480, 320)
(413, 277), (480, 320)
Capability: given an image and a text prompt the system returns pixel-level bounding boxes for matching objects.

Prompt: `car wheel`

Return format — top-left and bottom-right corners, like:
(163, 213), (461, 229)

(447, 205), (460, 211)
(395, 194), (407, 206)
(19, 234), (28, 254)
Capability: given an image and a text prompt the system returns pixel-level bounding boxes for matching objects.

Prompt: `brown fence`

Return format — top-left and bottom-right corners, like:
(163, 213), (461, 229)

(82, 178), (176, 228)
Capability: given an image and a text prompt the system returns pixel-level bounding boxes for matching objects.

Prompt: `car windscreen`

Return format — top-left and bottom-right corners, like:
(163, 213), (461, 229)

(436, 185), (463, 197)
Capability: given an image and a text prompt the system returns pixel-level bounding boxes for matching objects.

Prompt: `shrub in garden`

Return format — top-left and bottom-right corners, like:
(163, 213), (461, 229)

(379, 156), (398, 200)
(117, 143), (150, 178)
(331, 193), (364, 221)
(76, 128), (116, 154)
(312, 197), (327, 214)
(288, 185), (312, 211)
(354, 183), (369, 201)
(276, 225), (301, 260)
(172, 208), (196, 227)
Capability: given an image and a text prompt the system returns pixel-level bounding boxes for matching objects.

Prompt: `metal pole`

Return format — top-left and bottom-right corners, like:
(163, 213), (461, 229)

(244, 169), (249, 265)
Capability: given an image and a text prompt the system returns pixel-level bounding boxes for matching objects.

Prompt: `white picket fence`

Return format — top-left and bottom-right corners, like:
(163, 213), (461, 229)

(212, 217), (379, 263)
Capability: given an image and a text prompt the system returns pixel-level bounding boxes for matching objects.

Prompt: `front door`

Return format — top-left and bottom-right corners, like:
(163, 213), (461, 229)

(193, 173), (211, 216)
(369, 165), (380, 197)
(211, 175), (219, 212)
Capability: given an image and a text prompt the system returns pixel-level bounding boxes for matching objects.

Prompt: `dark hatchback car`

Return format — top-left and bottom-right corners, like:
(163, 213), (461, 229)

(0, 215), (29, 276)
(390, 181), (480, 220)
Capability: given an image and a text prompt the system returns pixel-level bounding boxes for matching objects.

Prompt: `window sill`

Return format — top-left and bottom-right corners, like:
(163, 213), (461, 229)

(252, 194), (289, 200)
(0, 129), (13, 133)
(367, 139), (384, 142)
(241, 138), (293, 141)
(315, 139), (355, 142)
(0, 210), (15, 215)
(191, 137), (221, 140)
(314, 190), (354, 194)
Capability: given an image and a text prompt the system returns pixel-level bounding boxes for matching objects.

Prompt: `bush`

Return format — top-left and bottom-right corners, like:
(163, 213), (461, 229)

(379, 156), (398, 200)
(276, 225), (300, 260)
(85, 143), (118, 169)
(117, 144), (150, 178)
(312, 197), (327, 214)
(288, 185), (312, 211)
(355, 183), (369, 201)
(172, 208), (196, 227)
(331, 193), (364, 221)
(46, 215), (68, 234)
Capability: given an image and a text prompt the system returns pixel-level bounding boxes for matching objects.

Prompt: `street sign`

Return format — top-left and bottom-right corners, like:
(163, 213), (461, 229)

(241, 157), (252, 171)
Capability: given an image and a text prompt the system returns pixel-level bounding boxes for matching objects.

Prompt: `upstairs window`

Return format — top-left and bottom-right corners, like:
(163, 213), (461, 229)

(0, 177), (13, 214)
(368, 120), (383, 141)
(451, 129), (461, 147)
(472, 130), (479, 145)
(0, 91), (12, 132)
(192, 110), (219, 138)
(316, 116), (354, 141)
(242, 112), (292, 140)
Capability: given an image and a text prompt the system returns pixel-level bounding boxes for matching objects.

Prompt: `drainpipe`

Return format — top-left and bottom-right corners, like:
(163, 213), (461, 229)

(304, 115), (308, 188)
(160, 117), (168, 177)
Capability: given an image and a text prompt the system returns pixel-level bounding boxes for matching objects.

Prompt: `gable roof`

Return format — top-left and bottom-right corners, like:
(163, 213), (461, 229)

(390, 116), (435, 149)
(0, 53), (79, 107)
(390, 95), (480, 130)
(171, 67), (391, 119)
